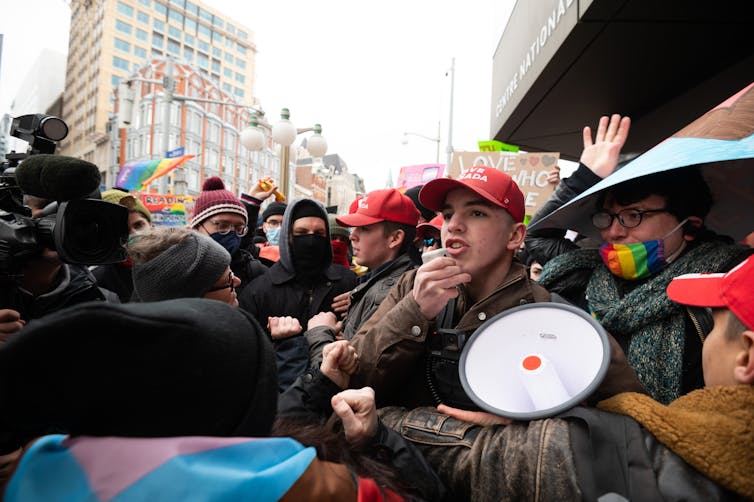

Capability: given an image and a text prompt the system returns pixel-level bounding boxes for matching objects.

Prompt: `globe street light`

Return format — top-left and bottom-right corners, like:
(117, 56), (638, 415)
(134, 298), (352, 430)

(401, 121), (441, 164)
(240, 108), (327, 199)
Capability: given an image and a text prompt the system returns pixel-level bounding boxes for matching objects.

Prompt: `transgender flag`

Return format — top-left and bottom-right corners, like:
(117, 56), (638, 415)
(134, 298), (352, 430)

(5, 435), (315, 501)
(115, 155), (195, 191)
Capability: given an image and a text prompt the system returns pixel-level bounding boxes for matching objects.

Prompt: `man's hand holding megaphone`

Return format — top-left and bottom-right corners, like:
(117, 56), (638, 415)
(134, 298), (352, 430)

(412, 254), (471, 320)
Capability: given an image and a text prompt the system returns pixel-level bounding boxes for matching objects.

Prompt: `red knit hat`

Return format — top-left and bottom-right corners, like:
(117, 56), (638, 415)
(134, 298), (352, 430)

(189, 177), (248, 228)
(337, 189), (419, 227)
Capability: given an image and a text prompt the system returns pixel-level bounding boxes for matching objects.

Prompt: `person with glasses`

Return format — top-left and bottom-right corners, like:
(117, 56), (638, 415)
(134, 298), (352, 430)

(526, 114), (750, 403)
(127, 227), (240, 307)
(190, 177), (266, 295)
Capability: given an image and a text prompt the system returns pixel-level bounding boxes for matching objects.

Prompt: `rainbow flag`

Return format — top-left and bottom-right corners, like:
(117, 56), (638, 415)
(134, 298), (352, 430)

(115, 154), (195, 191)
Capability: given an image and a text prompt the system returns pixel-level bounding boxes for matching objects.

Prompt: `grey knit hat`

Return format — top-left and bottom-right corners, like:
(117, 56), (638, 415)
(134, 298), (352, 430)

(132, 233), (230, 301)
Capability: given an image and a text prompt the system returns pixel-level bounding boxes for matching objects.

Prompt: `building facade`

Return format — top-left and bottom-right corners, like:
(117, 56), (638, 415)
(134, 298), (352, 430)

(114, 58), (279, 195)
(60, 0), (257, 180)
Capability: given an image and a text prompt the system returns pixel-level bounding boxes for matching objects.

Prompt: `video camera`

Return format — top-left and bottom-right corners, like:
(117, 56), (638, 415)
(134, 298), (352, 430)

(0, 114), (128, 278)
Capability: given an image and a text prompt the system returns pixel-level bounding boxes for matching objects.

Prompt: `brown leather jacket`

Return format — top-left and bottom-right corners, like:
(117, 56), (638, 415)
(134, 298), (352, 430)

(349, 261), (550, 408)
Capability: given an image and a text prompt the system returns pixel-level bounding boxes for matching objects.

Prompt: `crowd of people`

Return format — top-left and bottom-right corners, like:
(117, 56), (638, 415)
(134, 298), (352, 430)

(0, 107), (753, 501)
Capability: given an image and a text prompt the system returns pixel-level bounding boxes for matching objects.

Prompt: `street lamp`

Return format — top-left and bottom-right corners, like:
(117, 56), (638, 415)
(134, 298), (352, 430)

(401, 121), (441, 164)
(240, 108), (327, 199)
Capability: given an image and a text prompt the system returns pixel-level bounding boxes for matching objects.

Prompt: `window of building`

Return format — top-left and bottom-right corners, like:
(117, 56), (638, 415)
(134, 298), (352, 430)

(111, 75), (121, 87)
(210, 47), (220, 59)
(138, 0), (151, 7)
(238, 30), (248, 40)
(132, 62), (140, 72)
(197, 23), (210, 39)
(117, 1), (133, 17)
(224, 52), (233, 63)
(114, 37), (131, 53)
(197, 39), (209, 53)
(113, 56), (130, 71)
(212, 16), (223, 29)
(168, 25), (181, 39)
(212, 72), (220, 82)
(223, 67), (232, 78)
(211, 59), (220, 73)
(198, 7), (211, 22)
(135, 28), (148, 41)
(226, 23), (235, 35)
(137, 11), (149, 24)
(234, 87), (244, 98)
(168, 9), (182, 24)
(184, 0), (197, 15)
(153, 1), (166, 16)
(235, 58), (245, 69)
(184, 33), (194, 45)
(183, 47), (194, 63)
(169, 0), (184, 8)
(134, 46), (147, 59)
(184, 18), (196, 34)
(197, 53), (208, 69)
(153, 18), (164, 32)
(236, 43), (246, 55)
(115, 19), (132, 35)
(222, 82), (231, 93)
(234, 72), (244, 83)
(152, 32), (164, 48)
(213, 31), (223, 45)
(225, 37), (233, 48)
(167, 39), (180, 56)
(151, 48), (163, 57)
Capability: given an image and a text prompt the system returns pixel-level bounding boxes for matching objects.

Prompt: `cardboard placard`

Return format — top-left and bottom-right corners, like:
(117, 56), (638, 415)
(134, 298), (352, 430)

(450, 151), (560, 218)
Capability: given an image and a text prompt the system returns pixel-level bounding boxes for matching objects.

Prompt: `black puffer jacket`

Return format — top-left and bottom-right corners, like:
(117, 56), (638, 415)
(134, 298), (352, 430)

(239, 198), (356, 392)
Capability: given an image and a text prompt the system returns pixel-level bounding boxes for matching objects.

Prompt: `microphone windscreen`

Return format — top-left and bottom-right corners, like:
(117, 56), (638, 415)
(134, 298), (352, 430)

(16, 154), (101, 201)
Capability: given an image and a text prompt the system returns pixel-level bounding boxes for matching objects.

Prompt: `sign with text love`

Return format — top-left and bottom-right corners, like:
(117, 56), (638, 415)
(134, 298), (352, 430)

(450, 151), (560, 218)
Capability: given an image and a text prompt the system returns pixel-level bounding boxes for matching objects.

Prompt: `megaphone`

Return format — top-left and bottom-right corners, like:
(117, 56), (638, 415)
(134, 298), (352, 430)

(459, 302), (610, 420)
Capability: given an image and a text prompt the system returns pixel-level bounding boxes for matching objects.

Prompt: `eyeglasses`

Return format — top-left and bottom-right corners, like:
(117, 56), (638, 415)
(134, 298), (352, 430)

(208, 271), (236, 293)
(205, 219), (248, 236)
(422, 237), (439, 247)
(264, 219), (282, 228)
(591, 208), (668, 230)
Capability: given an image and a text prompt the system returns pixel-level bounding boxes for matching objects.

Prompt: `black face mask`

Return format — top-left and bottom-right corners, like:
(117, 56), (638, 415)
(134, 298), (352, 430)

(291, 234), (330, 278)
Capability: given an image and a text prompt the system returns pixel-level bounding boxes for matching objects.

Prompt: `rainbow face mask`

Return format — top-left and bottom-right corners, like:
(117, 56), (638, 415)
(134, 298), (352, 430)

(599, 219), (688, 280)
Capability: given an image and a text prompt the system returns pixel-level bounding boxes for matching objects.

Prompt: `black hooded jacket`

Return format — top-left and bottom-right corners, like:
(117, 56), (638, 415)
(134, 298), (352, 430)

(239, 198), (356, 392)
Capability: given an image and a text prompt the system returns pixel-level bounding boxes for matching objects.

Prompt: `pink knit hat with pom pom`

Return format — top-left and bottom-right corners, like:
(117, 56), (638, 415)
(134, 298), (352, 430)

(189, 177), (248, 228)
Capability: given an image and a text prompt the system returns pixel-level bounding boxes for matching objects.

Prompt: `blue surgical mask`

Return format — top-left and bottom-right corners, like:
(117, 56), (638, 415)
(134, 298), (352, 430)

(210, 231), (241, 255)
(265, 227), (280, 246)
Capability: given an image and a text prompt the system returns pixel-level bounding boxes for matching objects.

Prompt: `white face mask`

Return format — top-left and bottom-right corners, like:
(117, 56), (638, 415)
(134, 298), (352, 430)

(265, 227), (280, 246)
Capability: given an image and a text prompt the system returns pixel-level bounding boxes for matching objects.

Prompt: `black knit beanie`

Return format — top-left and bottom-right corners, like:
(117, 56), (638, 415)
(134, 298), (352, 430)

(262, 201), (287, 222)
(0, 299), (277, 452)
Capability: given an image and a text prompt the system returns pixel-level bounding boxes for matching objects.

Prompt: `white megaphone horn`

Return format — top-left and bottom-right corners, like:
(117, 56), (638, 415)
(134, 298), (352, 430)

(459, 302), (610, 420)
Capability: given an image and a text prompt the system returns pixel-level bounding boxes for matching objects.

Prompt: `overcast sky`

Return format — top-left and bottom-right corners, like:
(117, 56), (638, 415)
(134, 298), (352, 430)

(0, 0), (516, 191)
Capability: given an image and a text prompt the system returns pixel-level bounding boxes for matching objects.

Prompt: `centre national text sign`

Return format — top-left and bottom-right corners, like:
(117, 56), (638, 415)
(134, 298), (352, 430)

(450, 151), (560, 218)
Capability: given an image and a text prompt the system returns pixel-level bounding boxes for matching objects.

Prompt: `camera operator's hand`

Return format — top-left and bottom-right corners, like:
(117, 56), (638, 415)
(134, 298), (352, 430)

(332, 387), (377, 446)
(437, 403), (512, 427)
(413, 257), (471, 320)
(268, 316), (303, 340)
(321, 340), (359, 389)
(0, 309), (25, 344)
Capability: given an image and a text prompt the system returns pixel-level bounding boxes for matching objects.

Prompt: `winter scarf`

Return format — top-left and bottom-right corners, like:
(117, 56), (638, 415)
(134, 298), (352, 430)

(540, 241), (744, 404)
(598, 386), (754, 500)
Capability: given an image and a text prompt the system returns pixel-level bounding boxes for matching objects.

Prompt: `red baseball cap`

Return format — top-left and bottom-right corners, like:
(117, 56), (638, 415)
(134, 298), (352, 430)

(666, 254), (754, 330)
(419, 166), (525, 223)
(416, 214), (443, 240)
(337, 189), (420, 227)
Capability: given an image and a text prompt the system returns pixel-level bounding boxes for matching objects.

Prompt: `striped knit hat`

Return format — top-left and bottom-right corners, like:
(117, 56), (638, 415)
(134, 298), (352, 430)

(189, 177), (247, 228)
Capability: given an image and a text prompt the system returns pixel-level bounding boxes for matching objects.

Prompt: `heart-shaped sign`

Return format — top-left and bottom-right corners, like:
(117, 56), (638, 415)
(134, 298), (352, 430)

(529, 156), (540, 166)
(542, 155), (557, 167)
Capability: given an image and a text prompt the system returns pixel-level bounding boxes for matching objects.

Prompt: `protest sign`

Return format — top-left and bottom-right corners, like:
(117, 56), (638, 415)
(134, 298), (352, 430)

(140, 193), (195, 226)
(450, 151), (560, 218)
